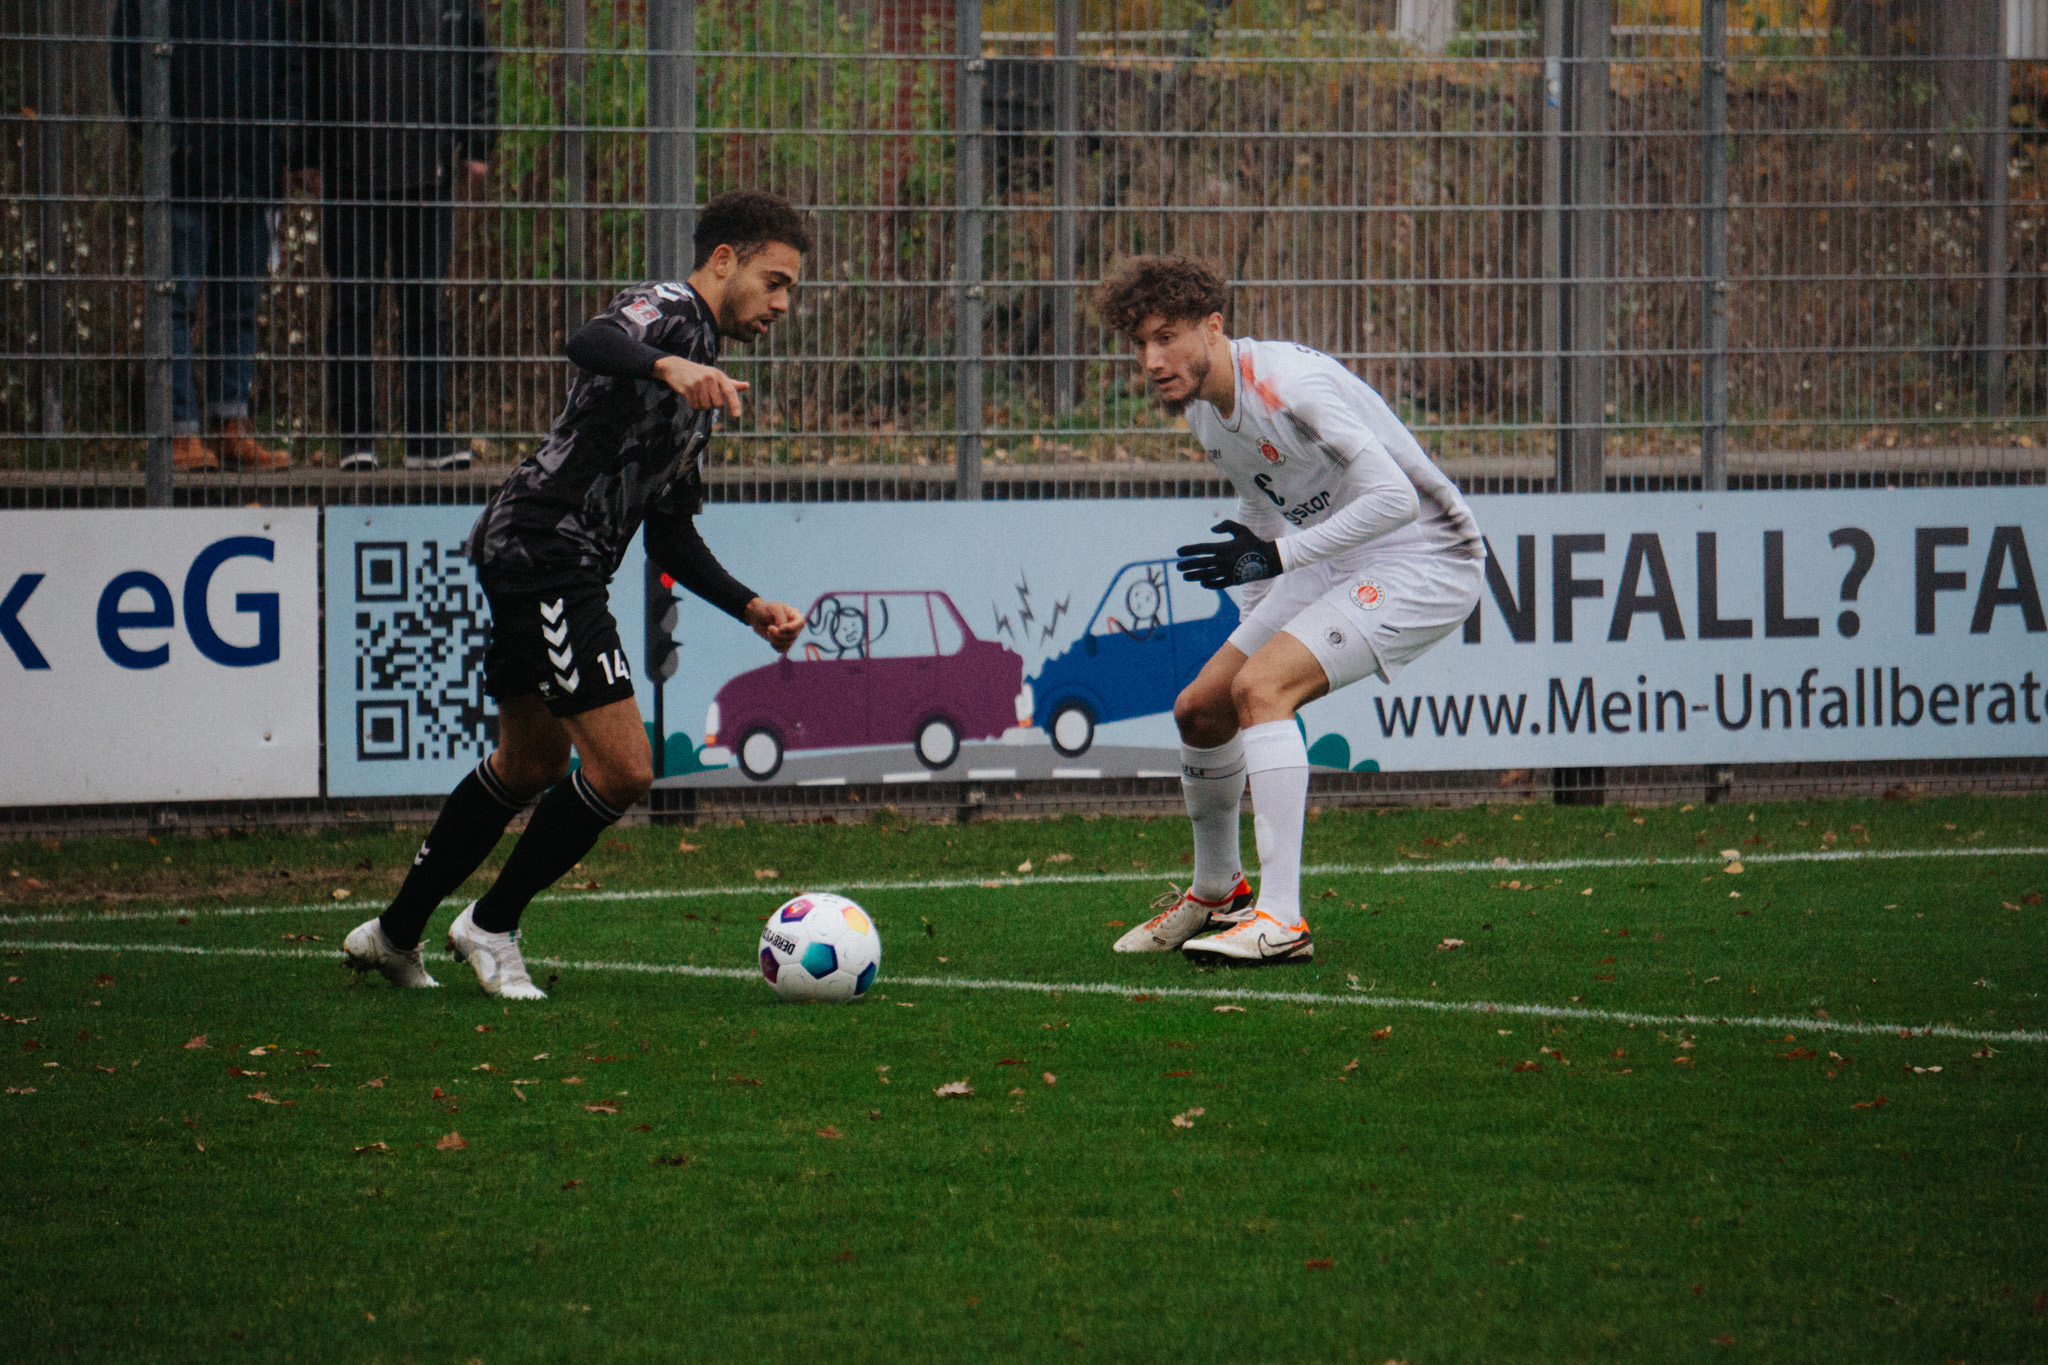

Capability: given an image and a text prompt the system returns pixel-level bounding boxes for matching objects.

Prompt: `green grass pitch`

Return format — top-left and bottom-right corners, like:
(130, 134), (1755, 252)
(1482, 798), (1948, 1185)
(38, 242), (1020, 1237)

(2, 793), (2045, 1363)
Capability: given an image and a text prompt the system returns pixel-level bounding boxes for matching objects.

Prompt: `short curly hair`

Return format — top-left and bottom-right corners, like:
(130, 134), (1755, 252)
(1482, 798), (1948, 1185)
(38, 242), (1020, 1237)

(1098, 255), (1229, 337)
(692, 190), (814, 270)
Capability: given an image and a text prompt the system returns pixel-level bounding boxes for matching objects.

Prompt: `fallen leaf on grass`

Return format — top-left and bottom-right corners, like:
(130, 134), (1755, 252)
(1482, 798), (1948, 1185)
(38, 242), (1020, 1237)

(182, 1036), (209, 1050)
(1213, 1004), (1245, 1013)
(562, 1076), (584, 1085)
(677, 838), (701, 853)
(1104, 921), (1126, 928)
(1129, 993), (1157, 1003)
(1437, 938), (1465, 951)
(1046, 853), (1073, 863)
(1512, 1061), (1542, 1073)
(1171, 1107), (1205, 1128)
(754, 869), (780, 881)
(1672, 1056), (1696, 1069)
(1371, 1025), (1393, 1041)
(353, 1142), (391, 1155)
(1303, 1257), (1334, 1270)
(1316, 888), (1338, 899)
(1163, 1069), (1193, 1078)
(1016, 859), (1033, 873)
(585, 1102), (621, 1115)
(1712, 1335), (1735, 1347)
(246, 1091), (291, 1105)
(1341, 1058), (1359, 1073)
(5, 1086), (35, 1095)
(1972, 1046), (1997, 1059)
(1778, 1047), (1818, 1060)
(359, 1076), (386, 1089)
(561, 1180), (582, 1190)
(1850, 1096), (1889, 1110)
(472, 1063), (498, 1073)
(728, 1074), (762, 1087)
(997, 1058), (1021, 1065)
(817, 1126), (843, 1139)
(436, 1132), (468, 1151)
(933, 1079), (973, 1098)
(1042, 1072), (1057, 1086)
(331, 888), (351, 901)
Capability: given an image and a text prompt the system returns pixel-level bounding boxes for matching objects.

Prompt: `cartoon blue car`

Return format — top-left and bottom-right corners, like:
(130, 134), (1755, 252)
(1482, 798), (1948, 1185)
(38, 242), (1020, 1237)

(1030, 559), (1241, 756)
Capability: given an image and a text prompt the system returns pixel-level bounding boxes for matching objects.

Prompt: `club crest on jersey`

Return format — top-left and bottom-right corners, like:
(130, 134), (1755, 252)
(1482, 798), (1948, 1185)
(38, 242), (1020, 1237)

(1258, 440), (1285, 465)
(622, 299), (662, 326)
(1352, 580), (1385, 611)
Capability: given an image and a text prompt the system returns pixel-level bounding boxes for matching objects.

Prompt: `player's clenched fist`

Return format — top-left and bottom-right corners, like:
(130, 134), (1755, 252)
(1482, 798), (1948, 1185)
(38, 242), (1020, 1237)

(652, 354), (750, 418)
(744, 597), (805, 653)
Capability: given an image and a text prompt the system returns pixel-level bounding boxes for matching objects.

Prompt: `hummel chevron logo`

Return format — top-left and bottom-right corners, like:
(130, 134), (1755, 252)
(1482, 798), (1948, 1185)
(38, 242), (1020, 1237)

(539, 599), (566, 624)
(554, 669), (581, 693)
(542, 621), (569, 647)
(547, 646), (574, 670)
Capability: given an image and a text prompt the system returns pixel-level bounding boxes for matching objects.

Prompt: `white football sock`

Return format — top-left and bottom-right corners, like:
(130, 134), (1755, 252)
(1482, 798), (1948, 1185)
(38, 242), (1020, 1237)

(1180, 734), (1246, 901)
(1242, 719), (1310, 928)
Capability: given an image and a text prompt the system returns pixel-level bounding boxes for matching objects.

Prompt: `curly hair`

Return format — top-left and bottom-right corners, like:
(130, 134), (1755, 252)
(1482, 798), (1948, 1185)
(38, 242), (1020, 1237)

(1097, 255), (1229, 336)
(692, 190), (814, 270)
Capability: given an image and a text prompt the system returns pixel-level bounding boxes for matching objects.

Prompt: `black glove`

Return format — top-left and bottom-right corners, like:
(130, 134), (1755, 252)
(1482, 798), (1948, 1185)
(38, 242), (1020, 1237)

(1176, 520), (1281, 588)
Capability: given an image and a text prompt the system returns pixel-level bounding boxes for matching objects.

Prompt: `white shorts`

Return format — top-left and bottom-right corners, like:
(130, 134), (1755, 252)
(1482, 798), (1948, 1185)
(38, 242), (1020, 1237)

(1227, 548), (1484, 689)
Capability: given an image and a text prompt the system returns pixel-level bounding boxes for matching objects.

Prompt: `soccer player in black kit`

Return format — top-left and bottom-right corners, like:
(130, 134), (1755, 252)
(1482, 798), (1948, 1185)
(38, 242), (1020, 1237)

(344, 191), (810, 999)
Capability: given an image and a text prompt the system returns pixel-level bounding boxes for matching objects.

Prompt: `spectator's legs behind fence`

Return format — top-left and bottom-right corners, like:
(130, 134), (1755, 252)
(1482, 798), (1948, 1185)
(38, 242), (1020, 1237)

(167, 205), (213, 470)
(202, 202), (267, 430)
(324, 200), (386, 470)
(202, 202), (291, 470)
(395, 200), (455, 468)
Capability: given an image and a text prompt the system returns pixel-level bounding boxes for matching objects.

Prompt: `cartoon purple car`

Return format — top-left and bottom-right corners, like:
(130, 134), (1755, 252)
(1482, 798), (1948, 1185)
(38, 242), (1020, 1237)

(705, 590), (1025, 780)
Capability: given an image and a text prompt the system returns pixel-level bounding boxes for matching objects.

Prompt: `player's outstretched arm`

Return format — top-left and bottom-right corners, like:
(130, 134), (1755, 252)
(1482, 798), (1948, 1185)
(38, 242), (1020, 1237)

(563, 317), (749, 419)
(643, 513), (799, 654)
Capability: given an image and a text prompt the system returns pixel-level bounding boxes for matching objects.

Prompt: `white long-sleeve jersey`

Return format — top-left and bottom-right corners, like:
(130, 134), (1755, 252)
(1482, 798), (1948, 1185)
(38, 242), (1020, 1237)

(1183, 338), (1483, 576)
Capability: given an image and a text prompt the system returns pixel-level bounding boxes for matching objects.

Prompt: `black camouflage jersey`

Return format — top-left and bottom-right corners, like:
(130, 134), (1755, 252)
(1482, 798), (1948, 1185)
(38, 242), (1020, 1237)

(469, 281), (719, 580)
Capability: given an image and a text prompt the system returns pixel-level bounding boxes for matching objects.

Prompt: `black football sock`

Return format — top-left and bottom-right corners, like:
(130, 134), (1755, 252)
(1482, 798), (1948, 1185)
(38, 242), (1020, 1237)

(470, 769), (624, 935)
(377, 759), (531, 950)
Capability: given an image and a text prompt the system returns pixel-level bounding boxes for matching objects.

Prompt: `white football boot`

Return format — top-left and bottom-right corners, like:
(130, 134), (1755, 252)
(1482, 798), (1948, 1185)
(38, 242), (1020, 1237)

(1114, 875), (1253, 953)
(1180, 910), (1315, 966)
(445, 903), (548, 1000)
(342, 917), (440, 989)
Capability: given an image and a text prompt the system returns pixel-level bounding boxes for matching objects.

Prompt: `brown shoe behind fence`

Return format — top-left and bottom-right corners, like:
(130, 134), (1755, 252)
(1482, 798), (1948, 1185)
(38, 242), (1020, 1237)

(172, 434), (219, 471)
(212, 417), (293, 471)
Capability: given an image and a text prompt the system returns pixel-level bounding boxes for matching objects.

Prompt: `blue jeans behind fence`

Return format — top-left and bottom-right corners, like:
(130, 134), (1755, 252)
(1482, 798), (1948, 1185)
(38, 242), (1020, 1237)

(169, 202), (272, 434)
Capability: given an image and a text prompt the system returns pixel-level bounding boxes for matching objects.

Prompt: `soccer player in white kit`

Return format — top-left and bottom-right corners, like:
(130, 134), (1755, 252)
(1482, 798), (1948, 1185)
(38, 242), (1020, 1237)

(1102, 257), (1485, 965)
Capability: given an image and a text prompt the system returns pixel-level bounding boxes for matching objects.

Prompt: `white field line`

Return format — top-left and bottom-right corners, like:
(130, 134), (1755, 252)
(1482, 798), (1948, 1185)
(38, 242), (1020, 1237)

(2, 842), (2044, 931)
(2, 937), (2043, 1047)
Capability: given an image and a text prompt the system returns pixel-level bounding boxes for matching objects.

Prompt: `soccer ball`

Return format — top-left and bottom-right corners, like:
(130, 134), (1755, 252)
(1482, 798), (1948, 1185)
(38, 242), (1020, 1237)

(758, 893), (882, 1002)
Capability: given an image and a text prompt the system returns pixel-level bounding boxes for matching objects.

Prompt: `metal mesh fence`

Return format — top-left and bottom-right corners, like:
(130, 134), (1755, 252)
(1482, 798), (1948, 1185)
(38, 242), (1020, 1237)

(1, 0), (2045, 831)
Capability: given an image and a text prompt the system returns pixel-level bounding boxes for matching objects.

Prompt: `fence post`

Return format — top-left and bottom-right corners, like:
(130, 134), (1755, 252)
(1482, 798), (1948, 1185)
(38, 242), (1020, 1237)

(1699, 0), (1728, 491)
(141, 0), (171, 505)
(1558, 0), (1608, 496)
(955, 0), (985, 502)
(646, 0), (697, 285)
(1977, 22), (2011, 418)
(1051, 0), (1078, 421)
(1539, 0), (1563, 442)
(564, 0), (589, 317)
(36, 0), (66, 442)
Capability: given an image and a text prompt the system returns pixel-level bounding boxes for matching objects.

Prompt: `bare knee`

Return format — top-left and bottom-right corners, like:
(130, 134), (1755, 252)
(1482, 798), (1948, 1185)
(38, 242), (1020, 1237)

(1174, 682), (1237, 747)
(583, 756), (653, 813)
(1229, 668), (1292, 729)
(490, 749), (569, 802)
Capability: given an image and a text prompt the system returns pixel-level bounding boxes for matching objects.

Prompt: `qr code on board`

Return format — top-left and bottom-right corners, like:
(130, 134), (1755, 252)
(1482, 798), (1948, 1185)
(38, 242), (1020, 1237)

(352, 539), (493, 762)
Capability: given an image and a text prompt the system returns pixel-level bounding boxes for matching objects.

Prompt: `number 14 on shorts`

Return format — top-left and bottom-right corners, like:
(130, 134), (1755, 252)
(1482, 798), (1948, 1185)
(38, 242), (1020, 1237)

(597, 647), (632, 686)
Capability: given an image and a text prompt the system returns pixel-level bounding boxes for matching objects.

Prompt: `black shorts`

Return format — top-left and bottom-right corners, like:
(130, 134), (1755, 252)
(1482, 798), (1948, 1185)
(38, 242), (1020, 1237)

(480, 570), (636, 718)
